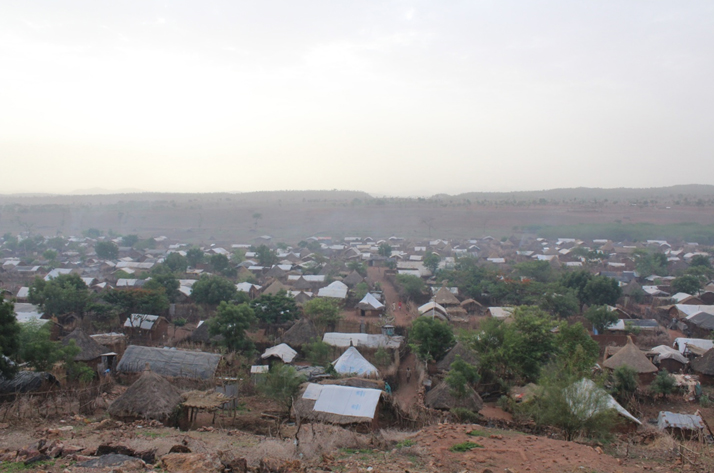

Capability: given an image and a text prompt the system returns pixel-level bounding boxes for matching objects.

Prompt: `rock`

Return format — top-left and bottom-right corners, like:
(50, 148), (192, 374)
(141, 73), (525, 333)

(595, 447), (603, 455)
(161, 453), (224, 473)
(169, 445), (192, 453)
(77, 454), (146, 469)
(24, 454), (51, 466)
(259, 458), (303, 472)
(95, 444), (156, 464)
(60, 445), (85, 457)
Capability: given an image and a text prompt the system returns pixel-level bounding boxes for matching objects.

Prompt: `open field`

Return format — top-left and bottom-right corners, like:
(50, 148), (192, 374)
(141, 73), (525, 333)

(3, 188), (714, 243)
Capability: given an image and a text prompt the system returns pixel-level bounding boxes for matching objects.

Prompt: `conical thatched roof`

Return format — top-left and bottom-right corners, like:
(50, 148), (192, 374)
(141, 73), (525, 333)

(343, 271), (364, 288)
(691, 348), (714, 376)
(263, 280), (289, 295)
(434, 286), (460, 306)
(425, 381), (483, 411)
(280, 318), (319, 347)
(108, 368), (182, 421)
(436, 342), (478, 371)
(189, 321), (224, 345)
(602, 337), (657, 373)
(61, 328), (107, 361)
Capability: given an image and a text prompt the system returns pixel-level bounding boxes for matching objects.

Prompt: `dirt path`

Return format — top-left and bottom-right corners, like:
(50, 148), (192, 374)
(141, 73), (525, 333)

(367, 266), (416, 328)
(394, 352), (419, 410)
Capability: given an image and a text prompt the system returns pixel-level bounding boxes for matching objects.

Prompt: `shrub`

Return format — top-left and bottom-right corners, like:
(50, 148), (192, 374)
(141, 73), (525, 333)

(451, 407), (481, 423)
(449, 441), (484, 452)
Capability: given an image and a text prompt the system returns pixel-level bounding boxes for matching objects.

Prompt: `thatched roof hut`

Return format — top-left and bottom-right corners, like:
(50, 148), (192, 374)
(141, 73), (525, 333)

(691, 348), (714, 377)
(436, 342), (478, 372)
(108, 368), (182, 422)
(434, 286), (460, 306)
(280, 318), (319, 347)
(62, 328), (108, 362)
(263, 280), (289, 296)
(189, 321), (223, 345)
(602, 337), (658, 374)
(343, 271), (364, 288)
(425, 381), (483, 411)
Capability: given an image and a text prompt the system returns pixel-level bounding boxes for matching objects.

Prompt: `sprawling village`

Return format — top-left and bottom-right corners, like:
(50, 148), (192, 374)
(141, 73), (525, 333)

(2, 228), (714, 472)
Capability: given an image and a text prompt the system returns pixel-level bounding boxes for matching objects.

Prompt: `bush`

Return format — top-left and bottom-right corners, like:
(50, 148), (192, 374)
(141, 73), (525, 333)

(173, 318), (187, 327)
(449, 441), (483, 452)
(304, 339), (331, 366)
(451, 407), (481, 424)
(700, 395), (711, 407)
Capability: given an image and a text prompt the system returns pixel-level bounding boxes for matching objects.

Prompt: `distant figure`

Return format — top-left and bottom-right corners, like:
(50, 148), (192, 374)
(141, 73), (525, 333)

(385, 382), (392, 395)
(406, 367), (412, 384)
(398, 301), (402, 311)
(392, 302), (396, 311)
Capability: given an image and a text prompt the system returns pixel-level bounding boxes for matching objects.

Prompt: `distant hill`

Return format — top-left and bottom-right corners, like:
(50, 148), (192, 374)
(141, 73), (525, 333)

(0, 189), (373, 205)
(434, 185), (714, 202)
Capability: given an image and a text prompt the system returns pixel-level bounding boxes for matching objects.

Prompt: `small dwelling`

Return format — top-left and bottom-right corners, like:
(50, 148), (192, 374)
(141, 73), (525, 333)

(123, 313), (169, 342)
(602, 337), (658, 383)
(261, 343), (298, 364)
(333, 347), (379, 378)
(356, 293), (384, 317)
(657, 411), (709, 439)
(293, 382), (383, 431)
(108, 367), (182, 424)
(117, 346), (222, 380)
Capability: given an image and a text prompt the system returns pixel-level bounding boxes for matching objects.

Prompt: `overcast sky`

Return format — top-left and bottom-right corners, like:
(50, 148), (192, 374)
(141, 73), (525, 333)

(1, 1), (713, 196)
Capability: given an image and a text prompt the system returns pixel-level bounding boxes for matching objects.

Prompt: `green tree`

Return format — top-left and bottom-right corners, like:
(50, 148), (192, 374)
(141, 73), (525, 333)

(103, 288), (169, 314)
(539, 289), (579, 319)
(259, 363), (306, 414)
(513, 260), (554, 283)
(95, 241), (119, 260)
(423, 251), (441, 274)
(347, 261), (367, 276)
(144, 273), (181, 302)
(584, 305), (618, 334)
(209, 302), (256, 353)
(649, 369), (676, 399)
(0, 301), (21, 379)
(28, 274), (90, 319)
(529, 361), (618, 441)
(46, 236), (66, 251)
(611, 365), (638, 405)
(303, 298), (342, 333)
(209, 253), (230, 273)
(186, 247), (205, 267)
(634, 250), (668, 277)
(446, 355), (480, 399)
(468, 306), (557, 385)
(555, 323), (600, 376)
(122, 234), (139, 247)
(353, 282), (369, 301)
(582, 276), (622, 307)
(250, 291), (300, 324)
(395, 274), (427, 301)
(304, 339), (331, 366)
(559, 270), (593, 307)
(378, 243), (392, 258)
(409, 316), (455, 362)
(191, 275), (238, 305)
(42, 249), (58, 261)
(256, 245), (278, 267)
(18, 321), (67, 371)
(690, 255), (712, 269)
(671, 275), (702, 295)
(232, 249), (246, 264)
(165, 253), (188, 273)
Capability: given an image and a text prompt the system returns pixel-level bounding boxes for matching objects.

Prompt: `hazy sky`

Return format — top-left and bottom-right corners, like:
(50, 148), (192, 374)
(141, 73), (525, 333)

(1, 1), (713, 196)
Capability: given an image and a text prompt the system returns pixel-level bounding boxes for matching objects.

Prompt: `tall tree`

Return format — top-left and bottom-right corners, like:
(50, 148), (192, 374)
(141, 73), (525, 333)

(164, 253), (188, 273)
(584, 305), (618, 334)
(255, 245), (278, 266)
(423, 251), (441, 274)
(378, 243), (392, 258)
(209, 302), (256, 353)
(28, 274), (90, 319)
(0, 301), (21, 379)
(191, 275), (237, 305)
(186, 247), (205, 267)
(250, 291), (300, 324)
(95, 241), (119, 260)
(409, 316), (455, 362)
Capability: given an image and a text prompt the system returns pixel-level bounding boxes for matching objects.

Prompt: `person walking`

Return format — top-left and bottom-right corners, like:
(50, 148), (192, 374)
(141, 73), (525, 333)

(406, 367), (412, 384)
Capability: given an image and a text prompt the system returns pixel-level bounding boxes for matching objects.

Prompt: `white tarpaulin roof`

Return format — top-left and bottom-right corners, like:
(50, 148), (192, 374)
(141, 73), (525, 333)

(317, 281), (349, 299)
(261, 343), (298, 363)
(312, 384), (382, 419)
(658, 411), (705, 431)
(302, 383), (324, 400)
(124, 313), (160, 330)
(567, 379), (641, 425)
(333, 346), (379, 377)
(323, 333), (403, 349)
(358, 293), (384, 310)
(674, 338), (714, 355)
(651, 345), (688, 364)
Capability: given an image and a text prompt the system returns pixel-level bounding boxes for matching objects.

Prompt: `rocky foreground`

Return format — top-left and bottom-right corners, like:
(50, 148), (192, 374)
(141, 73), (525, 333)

(0, 417), (707, 473)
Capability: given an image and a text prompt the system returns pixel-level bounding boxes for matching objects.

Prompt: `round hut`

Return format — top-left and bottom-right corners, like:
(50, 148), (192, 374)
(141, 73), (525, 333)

(280, 318), (319, 348)
(691, 348), (714, 385)
(602, 336), (658, 383)
(425, 381), (483, 412)
(108, 366), (182, 423)
(436, 342), (478, 372)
